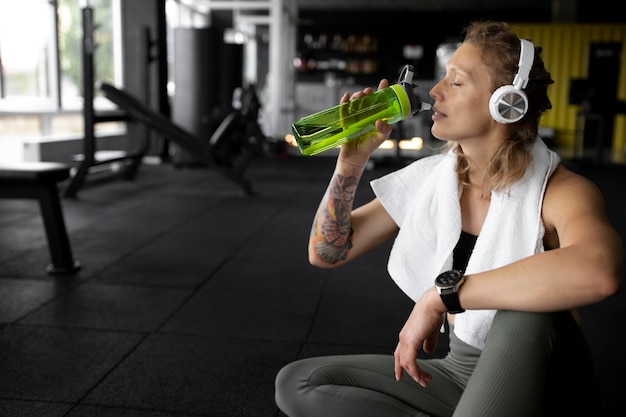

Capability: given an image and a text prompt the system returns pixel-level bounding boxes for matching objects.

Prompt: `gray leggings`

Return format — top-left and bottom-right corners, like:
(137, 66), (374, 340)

(275, 310), (598, 417)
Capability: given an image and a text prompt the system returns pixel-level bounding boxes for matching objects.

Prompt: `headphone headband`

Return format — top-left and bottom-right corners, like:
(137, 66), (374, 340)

(512, 39), (534, 90)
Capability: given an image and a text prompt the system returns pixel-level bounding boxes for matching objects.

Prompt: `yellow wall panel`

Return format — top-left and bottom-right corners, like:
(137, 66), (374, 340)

(512, 23), (626, 161)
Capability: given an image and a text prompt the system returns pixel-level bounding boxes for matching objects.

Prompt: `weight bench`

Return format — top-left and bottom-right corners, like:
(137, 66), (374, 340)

(97, 82), (255, 196)
(0, 162), (81, 274)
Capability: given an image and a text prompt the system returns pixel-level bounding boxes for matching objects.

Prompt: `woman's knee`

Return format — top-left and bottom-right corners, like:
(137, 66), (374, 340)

(489, 310), (558, 348)
(275, 359), (307, 414)
(275, 356), (337, 416)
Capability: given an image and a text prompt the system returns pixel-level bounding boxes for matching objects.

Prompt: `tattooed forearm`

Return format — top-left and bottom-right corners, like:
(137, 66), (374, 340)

(312, 172), (360, 264)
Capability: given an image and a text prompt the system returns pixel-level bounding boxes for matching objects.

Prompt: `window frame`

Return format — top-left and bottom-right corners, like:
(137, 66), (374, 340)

(0, 0), (123, 137)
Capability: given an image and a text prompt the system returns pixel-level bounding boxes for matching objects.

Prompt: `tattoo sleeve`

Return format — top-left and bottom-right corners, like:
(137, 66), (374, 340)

(311, 172), (360, 264)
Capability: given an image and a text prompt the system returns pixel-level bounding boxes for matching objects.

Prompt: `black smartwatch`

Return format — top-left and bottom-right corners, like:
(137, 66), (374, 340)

(434, 269), (465, 314)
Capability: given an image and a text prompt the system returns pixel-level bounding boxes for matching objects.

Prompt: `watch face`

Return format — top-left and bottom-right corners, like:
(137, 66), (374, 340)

(436, 270), (462, 287)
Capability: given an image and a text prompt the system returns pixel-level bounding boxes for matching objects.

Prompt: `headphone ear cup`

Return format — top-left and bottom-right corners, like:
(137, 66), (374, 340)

(489, 85), (529, 124)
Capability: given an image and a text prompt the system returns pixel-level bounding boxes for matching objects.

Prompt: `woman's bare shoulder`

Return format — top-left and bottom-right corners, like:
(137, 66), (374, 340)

(546, 164), (603, 200)
(543, 163), (610, 238)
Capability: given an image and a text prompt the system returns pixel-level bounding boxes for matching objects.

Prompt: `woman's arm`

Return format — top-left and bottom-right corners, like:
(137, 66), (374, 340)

(460, 164), (622, 311)
(308, 179), (398, 268)
(308, 80), (399, 268)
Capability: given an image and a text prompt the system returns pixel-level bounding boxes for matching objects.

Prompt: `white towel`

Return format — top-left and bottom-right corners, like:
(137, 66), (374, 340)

(371, 138), (560, 350)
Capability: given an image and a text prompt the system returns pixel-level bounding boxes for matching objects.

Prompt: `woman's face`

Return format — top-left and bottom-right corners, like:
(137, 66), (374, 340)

(429, 42), (497, 143)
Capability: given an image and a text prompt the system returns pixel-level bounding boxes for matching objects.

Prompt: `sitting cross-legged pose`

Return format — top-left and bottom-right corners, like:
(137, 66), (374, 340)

(275, 20), (623, 417)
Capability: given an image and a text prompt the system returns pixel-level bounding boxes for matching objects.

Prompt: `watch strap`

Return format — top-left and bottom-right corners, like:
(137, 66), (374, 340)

(440, 290), (465, 314)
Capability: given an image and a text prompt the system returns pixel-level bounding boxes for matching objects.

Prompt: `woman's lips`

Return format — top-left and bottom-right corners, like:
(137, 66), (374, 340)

(432, 106), (446, 120)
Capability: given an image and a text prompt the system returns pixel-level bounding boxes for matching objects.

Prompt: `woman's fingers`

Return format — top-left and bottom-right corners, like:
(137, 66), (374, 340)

(394, 342), (432, 387)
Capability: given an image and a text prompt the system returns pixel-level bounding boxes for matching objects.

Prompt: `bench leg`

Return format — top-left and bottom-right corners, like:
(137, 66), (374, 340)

(37, 182), (81, 274)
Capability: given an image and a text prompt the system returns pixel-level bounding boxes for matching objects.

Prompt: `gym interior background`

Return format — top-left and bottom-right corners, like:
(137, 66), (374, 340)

(1, 0), (625, 167)
(0, 1), (625, 417)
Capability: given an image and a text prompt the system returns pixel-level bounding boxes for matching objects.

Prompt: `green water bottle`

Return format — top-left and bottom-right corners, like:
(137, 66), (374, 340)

(292, 65), (431, 156)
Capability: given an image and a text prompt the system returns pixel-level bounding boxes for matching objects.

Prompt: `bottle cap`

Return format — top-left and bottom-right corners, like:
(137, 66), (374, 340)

(397, 64), (432, 118)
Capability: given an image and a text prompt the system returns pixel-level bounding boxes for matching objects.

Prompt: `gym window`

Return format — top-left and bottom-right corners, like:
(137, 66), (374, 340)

(0, 0), (123, 152)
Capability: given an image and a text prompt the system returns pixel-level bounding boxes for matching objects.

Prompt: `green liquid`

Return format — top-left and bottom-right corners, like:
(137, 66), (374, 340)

(292, 85), (408, 156)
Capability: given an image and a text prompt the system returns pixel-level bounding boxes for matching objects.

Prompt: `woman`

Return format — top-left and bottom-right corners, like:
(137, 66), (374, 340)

(275, 21), (623, 417)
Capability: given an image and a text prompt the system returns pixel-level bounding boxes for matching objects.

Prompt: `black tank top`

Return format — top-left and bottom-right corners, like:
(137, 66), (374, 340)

(453, 230), (478, 273)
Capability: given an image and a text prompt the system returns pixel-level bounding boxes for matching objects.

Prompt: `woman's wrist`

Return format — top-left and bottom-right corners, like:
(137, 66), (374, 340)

(337, 149), (370, 172)
(337, 157), (368, 170)
(427, 286), (449, 316)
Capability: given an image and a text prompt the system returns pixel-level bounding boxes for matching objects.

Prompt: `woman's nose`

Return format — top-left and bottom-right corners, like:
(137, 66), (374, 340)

(429, 84), (439, 100)
(429, 79), (444, 100)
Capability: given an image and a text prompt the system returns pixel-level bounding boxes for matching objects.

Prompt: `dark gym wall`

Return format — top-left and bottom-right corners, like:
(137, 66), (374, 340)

(120, 4), (242, 161)
(170, 27), (218, 165)
(297, 8), (552, 83)
(120, 0), (169, 156)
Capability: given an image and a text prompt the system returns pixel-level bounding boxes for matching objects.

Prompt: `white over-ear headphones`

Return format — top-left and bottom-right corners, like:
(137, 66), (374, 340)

(489, 38), (535, 124)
